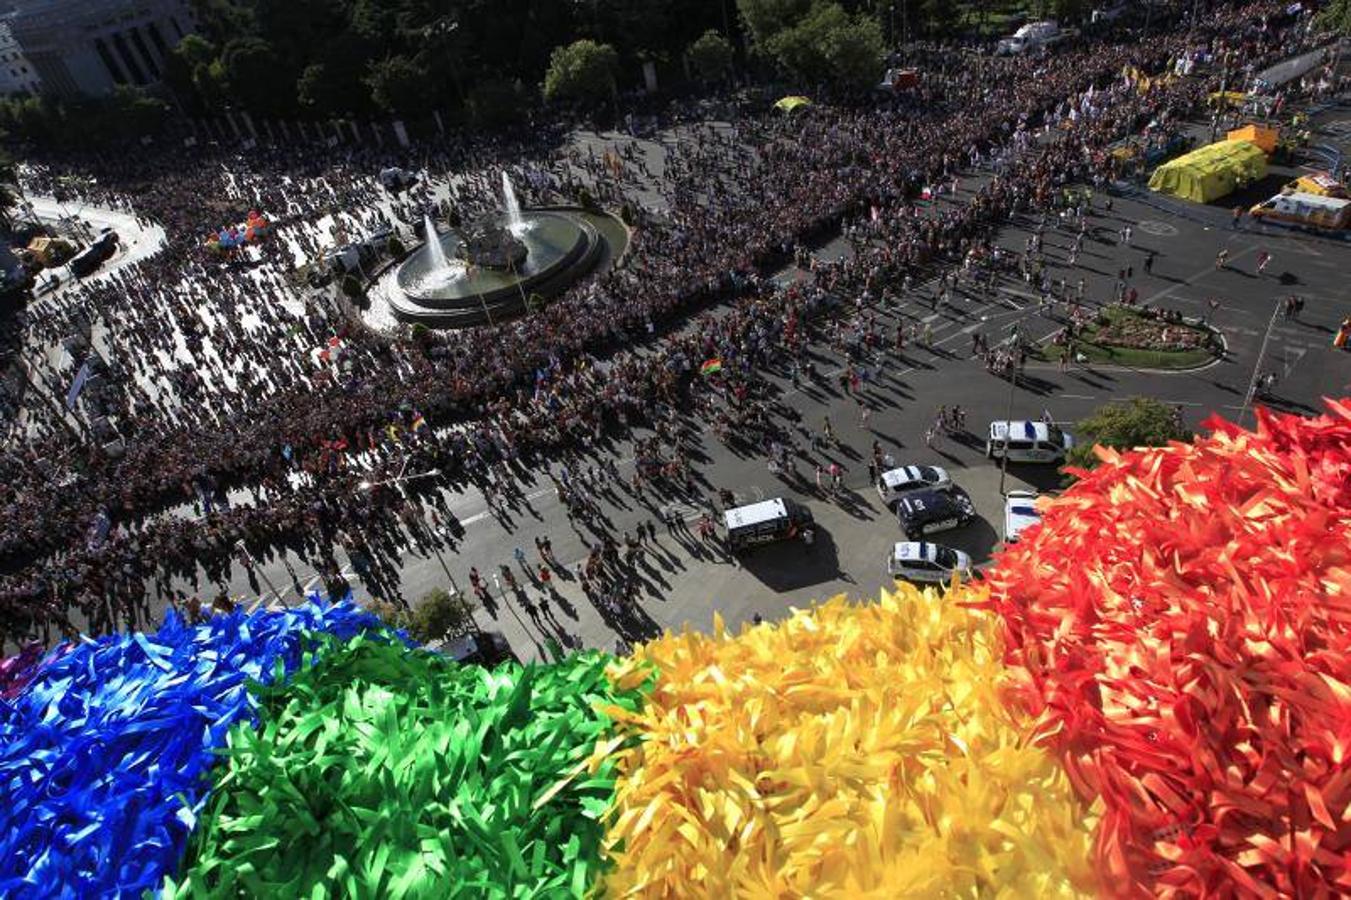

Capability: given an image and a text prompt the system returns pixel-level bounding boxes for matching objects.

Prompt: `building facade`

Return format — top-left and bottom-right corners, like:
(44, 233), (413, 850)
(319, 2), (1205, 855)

(0, 19), (40, 95)
(4, 0), (197, 98)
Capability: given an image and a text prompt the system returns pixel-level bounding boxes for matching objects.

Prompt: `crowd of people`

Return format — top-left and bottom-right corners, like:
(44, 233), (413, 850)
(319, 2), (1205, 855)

(0, 1), (1324, 646)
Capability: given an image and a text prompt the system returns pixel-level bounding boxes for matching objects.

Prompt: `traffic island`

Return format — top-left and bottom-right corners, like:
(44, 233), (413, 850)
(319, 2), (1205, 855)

(1044, 304), (1222, 370)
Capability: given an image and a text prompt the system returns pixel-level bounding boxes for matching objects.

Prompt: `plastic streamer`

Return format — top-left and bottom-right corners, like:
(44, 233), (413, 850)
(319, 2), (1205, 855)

(0, 641), (54, 699)
(162, 636), (649, 899)
(986, 399), (1351, 897)
(0, 599), (385, 900)
(596, 587), (1100, 898)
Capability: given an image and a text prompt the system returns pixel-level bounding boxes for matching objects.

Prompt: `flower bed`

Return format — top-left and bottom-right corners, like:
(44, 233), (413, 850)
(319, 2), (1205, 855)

(1089, 305), (1212, 353)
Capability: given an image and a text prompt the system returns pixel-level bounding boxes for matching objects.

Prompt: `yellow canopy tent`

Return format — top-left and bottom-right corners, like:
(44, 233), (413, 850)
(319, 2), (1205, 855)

(773, 95), (812, 113)
(1148, 140), (1267, 203)
(1226, 123), (1279, 155)
(25, 236), (74, 267)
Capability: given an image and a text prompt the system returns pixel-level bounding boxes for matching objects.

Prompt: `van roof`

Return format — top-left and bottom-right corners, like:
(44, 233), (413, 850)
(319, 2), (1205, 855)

(989, 420), (1054, 441)
(724, 498), (789, 530)
(1277, 192), (1351, 211)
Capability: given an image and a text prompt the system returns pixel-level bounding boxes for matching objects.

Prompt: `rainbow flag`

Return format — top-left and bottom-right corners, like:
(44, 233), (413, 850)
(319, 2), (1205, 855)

(699, 358), (723, 376)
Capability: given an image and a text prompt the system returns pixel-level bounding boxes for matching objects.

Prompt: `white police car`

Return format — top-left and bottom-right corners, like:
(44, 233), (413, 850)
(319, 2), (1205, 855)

(986, 420), (1074, 464)
(895, 487), (976, 541)
(887, 541), (973, 583)
(1003, 489), (1043, 543)
(876, 464), (953, 509)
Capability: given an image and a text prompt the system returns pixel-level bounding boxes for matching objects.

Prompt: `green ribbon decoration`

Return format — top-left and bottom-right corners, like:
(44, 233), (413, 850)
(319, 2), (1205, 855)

(162, 632), (649, 898)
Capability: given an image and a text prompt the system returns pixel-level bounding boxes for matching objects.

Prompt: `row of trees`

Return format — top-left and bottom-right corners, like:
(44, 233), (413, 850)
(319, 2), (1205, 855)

(0, 87), (170, 150)
(48, 0), (883, 126)
(14, 0), (1321, 146)
(157, 0), (734, 120)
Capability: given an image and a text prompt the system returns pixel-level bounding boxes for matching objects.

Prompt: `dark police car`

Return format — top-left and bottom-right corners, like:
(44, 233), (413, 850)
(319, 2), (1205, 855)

(896, 487), (976, 540)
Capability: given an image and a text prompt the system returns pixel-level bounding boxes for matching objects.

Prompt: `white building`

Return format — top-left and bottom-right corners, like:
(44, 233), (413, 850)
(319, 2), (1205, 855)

(3, 0), (197, 98)
(0, 18), (40, 95)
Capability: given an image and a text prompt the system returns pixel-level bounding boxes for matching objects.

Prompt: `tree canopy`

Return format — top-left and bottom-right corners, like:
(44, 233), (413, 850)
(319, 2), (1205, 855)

(686, 30), (735, 83)
(150, 0), (731, 122)
(542, 40), (620, 105)
(1066, 397), (1192, 472)
(739, 0), (884, 88)
(1318, 0), (1351, 35)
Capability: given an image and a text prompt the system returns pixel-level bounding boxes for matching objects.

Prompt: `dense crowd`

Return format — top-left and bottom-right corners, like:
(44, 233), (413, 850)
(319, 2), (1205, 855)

(0, 1), (1322, 645)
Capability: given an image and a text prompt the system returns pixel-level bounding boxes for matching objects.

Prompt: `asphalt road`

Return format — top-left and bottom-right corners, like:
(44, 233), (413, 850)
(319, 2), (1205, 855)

(182, 148), (1351, 662)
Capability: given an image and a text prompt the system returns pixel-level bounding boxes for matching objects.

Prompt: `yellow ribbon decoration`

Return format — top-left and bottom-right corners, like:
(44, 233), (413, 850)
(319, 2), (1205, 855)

(595, 584), (1100, 898)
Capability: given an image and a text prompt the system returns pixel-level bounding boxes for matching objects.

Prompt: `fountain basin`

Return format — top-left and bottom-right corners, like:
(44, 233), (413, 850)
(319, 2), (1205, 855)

(381, 208), (615, 328)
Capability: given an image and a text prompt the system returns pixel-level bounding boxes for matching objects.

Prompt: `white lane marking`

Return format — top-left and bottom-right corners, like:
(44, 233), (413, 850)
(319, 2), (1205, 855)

(1060, 393), (1096, 400)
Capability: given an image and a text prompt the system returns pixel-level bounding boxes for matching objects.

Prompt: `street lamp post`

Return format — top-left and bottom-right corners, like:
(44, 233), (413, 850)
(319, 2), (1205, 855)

(236, 539), (284, 606)
(357, 464), (481, 636)
(997, 356), (1018, 498)
(1238, 296), (1283, 427)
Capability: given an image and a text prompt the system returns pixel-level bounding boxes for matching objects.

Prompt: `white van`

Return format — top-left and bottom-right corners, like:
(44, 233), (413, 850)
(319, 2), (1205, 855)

(723, 498), (815, 552)
(986, 420), (1074, 464)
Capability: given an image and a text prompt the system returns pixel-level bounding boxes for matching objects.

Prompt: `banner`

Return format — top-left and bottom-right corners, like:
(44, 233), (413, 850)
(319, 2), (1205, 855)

(65, 360), (91, 411)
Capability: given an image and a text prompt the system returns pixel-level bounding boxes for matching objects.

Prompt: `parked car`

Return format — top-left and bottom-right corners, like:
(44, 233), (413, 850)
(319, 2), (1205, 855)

(68, 233), (117, 277)
(895, 487), (976, 540)
(887, 541), (973, 583)
(876, 465), (953, 509)
(1003, 490), (1043, 544)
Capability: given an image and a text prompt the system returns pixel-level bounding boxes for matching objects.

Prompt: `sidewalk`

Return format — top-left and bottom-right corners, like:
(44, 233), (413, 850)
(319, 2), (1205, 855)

(22, 195), (167, 306)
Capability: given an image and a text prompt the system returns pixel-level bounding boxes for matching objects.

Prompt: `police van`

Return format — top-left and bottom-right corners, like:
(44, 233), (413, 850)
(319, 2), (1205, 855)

(986, 420), (1074, 464)
(723, 498), (815, 552)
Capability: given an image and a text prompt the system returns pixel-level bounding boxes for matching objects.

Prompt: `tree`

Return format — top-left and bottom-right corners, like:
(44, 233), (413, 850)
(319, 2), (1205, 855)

(466, 78), (524, 128)
(408, 587), (477, 643)
(219, 37), (289, 114)
(340, 274), (365, 300)
(364, 54), (434, 115)
(736, 0), (813, 47)
(1066, 397), (1192, 472)
(763, 2), (884, 88)
(686, 30), (734, 82)
(1046, 0), (1089, 23)
(102, 85), (170, 137)
(0, 184), (17, 231)
(1318, 0), (1351, 34)
(542, 39), (619, 105)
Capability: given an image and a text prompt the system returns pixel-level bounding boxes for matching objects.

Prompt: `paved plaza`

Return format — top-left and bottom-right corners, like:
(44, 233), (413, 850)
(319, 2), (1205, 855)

(186, 132), (1351, 661)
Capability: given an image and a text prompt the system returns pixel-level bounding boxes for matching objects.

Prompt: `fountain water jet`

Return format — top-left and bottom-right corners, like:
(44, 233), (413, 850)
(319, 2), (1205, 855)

(501, 172), (526, 235)
(424, 215), (452, 272)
